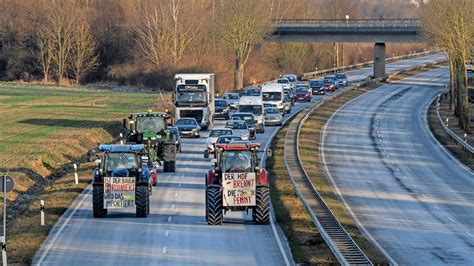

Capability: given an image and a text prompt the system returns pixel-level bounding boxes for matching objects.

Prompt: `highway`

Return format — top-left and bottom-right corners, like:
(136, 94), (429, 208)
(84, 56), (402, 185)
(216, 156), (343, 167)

(321, 67), (474, 264)
(32, 53), (445, 265)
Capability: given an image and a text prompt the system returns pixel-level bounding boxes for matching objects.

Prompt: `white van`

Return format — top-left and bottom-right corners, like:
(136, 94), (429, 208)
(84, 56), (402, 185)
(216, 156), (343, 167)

(261, 83), (285, 113)
(238, 96), (265, 133)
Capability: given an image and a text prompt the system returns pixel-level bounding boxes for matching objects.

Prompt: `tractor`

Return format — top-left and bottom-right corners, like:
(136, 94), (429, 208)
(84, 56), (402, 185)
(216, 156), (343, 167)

(123, 111), (177, 172)
(92, 144), (151, 218)
(205, 142), (270, 225)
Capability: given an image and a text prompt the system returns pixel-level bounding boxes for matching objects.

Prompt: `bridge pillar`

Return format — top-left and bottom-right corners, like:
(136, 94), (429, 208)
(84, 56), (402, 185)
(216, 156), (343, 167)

(373, 43), (386, 78)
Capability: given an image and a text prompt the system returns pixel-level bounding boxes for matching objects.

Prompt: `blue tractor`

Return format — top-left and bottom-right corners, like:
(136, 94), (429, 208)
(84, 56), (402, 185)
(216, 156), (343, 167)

(92, 144), (151, 218)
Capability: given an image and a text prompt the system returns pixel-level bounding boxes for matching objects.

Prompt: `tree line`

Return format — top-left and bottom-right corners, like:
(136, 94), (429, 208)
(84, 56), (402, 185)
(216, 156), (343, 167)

(0, 0), (429, 90)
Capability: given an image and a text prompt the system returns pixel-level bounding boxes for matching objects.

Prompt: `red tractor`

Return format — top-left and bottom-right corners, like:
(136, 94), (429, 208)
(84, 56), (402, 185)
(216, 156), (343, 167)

(205, 142), (270, 225)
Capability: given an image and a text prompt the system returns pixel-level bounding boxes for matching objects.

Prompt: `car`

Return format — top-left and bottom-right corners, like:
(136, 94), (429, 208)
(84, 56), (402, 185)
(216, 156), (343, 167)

(310, 80), (325, 95)
(335, 73), (348, 87)
(176, 118), (201, 138)
(224, 120), (250, 141)
(323, 76), (338, 92)
(231, 112), (257, 139)
(238, 96), (265, 133)
(294, 84), (312, 102)
(214, 99), (230, 119)
(282, 74), (298, 88)
(241, 86), (261, 97)
(167, 126), (181, 153)
(277, 78), (292, 89)
(223, 92), (240, 110)
(283, 94), (292, 113)
(263, 102), (274, 108)
(284, 88), (295, 106)
(204, 128), (234, 158)
(264, 107), (283, 126)
(262, 83), (285, 113)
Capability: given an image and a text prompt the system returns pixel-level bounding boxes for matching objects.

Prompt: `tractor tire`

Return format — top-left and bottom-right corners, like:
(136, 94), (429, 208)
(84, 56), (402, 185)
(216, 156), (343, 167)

(254, 186), (270, 224)
(206, 186), (223, 225)
(136, 185), (149, 218)
(163, 144), (176, 172)
(93, 185), (107, 218)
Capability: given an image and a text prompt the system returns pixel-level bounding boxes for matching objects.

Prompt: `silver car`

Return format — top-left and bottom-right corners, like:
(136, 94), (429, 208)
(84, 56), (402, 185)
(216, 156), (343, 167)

(224, 120), (250, 141)
(264, 107), (283, 126)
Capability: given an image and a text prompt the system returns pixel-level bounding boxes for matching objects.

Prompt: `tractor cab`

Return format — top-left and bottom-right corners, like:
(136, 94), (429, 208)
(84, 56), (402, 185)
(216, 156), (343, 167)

(92, 144), (151, 218)
(122, 110), (177, 172)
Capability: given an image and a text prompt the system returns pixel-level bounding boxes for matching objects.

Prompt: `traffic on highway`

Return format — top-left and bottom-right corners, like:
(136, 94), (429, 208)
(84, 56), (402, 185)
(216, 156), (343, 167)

(31, 53), (453, 265)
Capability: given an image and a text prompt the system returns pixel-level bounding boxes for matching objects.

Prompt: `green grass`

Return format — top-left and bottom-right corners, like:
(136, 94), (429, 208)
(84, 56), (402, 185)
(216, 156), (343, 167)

(0, 82), (169, 263)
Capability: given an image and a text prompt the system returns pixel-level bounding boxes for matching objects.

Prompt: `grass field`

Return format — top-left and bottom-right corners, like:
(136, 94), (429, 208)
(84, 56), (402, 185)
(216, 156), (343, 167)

(0, 82), (168, 263)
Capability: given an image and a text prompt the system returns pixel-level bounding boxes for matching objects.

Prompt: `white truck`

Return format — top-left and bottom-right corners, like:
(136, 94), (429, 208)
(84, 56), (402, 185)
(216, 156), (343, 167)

(174, 73), (215, 130)
(238, 96), (265, 133)
(261, 83), (286, 114)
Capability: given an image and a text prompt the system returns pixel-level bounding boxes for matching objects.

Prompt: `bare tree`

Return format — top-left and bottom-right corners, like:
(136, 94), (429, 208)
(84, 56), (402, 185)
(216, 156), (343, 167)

(47, 2), (77, 84)
(70, 20), (99, 84)
(219, 0), (271, 91)
(131, 0), (200, 67)
(422, 0), (474, 130)
(36, 29), (54, 82)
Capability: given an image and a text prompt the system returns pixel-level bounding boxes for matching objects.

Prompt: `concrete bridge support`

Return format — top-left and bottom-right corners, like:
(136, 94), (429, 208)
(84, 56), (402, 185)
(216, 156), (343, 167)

(374, 43), (386, 78)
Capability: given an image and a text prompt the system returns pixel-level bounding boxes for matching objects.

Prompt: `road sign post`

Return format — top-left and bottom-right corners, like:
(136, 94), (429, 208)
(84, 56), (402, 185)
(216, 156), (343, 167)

(1, 175), (14, 266)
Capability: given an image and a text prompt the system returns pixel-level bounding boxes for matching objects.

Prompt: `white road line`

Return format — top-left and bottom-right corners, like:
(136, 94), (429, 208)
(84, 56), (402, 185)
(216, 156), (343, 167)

(447, 217), (455, 223)
(35, 186), (92, 265)
(174, 192), (178, 197)
(162, 247), (167, 254)
(168, 216), (172, 222)
(171, 204), (175, 209)
(165, 230), (170, 237)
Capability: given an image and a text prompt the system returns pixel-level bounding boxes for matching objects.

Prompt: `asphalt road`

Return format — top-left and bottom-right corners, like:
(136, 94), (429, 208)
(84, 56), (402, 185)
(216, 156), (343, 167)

(322, 67), (474, 265)
(32, 53), (446, 266)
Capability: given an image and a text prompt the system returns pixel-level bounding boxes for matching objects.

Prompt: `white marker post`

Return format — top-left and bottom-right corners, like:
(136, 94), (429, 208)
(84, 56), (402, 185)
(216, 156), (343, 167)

(73, 164), (78, 185)
(40, 200), (45, 226)
(119, 133), (124, 144)
(1, 236), (6, 266)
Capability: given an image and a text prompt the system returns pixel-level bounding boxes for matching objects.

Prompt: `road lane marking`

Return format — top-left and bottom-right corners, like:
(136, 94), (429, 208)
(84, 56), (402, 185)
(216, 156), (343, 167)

(174, 192), (178, 197)
(165, 230), (170, 237)
(171, 204), (175, 209)
(162, 247), (167, 254)
(168, 216), (172, 222)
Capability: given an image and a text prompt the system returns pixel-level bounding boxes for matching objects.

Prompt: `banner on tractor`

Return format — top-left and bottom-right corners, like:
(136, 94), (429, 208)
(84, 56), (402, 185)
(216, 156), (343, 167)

(223, 172), (256, 207)
(104, 177), (136, 209)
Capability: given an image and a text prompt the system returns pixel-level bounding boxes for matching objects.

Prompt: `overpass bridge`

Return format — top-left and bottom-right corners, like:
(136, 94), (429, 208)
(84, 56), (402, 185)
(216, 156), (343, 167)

(270, 19), (422, 78)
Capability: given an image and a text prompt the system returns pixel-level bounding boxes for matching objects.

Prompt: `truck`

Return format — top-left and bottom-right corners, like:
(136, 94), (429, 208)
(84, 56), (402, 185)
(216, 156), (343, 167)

(92, 144), (151, 218)
(205, 142), (270, 225)
(238, 96), (265, 133)
(123, 111), (177, 172)
(261, 83), (286, 114)
(174, 73), (215, 130)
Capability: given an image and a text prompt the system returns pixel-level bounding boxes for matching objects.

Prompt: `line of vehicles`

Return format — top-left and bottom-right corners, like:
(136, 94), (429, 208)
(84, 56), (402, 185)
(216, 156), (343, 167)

(89, 71), (349, 223)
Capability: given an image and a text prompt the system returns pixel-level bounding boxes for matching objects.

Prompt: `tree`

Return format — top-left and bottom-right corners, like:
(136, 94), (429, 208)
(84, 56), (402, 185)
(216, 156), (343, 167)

(131, 0), (201, 67)
(70, 21), (99, 84)
(422, 0), (474, 130)
(35, 28), (54, 82)
(219, 0), (271, 91)
(47, 2), (77, 84)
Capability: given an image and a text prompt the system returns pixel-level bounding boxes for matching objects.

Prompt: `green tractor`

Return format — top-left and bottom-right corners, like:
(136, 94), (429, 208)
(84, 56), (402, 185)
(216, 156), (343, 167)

(123, 111), (177, 172)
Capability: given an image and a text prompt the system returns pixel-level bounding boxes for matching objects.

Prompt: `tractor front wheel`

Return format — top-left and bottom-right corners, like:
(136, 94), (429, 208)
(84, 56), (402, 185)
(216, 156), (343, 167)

(163, 144), (176, 172)
(206, 186), (223, 225)
(254, 186), (270, 224)
(136, 185), (149, 218)
(93, 185), (107, 218)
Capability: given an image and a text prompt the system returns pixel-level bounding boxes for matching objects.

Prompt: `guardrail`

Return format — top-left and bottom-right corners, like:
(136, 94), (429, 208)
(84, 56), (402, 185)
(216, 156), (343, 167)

(273, 18), (418, 27)
(434, 92), (474, 157)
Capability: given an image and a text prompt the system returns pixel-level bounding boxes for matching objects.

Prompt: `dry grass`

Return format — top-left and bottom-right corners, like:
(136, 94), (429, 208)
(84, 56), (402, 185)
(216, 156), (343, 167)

(0, 82), (167, 263)
(267, 126), (338, 264)
(428, 94), (474, 170)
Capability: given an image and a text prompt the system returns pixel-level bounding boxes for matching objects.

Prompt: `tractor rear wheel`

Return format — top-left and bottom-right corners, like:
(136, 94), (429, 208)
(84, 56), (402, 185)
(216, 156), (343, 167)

(136, 185), (149, 218)
(163, 144), (176, 172)
(255, 186), (270, 224)
(93, 185), (107, 218)
(206, 186), (223, 225)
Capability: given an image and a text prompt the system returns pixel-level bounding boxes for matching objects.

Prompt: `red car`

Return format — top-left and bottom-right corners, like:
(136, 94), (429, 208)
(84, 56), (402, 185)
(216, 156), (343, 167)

(294, 85), (312, 102)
